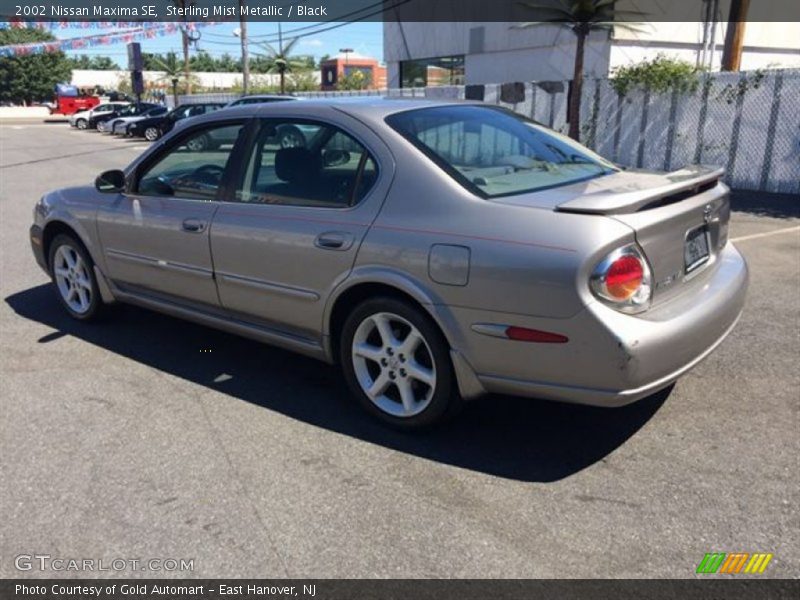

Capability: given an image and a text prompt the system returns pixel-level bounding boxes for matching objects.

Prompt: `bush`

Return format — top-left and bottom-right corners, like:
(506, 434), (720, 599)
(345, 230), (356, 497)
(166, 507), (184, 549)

(611, 54), (703, 96)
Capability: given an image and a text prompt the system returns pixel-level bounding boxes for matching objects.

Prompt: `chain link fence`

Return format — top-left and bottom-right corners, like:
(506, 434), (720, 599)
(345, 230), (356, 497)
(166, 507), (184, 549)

(580, 69), (799, 194)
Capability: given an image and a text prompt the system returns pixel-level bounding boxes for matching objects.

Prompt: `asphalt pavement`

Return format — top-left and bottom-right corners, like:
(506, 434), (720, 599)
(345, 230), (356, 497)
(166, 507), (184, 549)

(0, 122), (797, 578)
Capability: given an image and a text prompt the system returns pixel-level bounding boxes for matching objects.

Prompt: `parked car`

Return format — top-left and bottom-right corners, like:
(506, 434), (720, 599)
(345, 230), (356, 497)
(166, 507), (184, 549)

(127, 103), (225, 141)
(29, 99), (748, 428)
(68, 102), (130, 130)
(106, 106), (168, 135)
(173, 95), (315, 151)
(223, 94), (298, 108)
(95, 103), (160, 132)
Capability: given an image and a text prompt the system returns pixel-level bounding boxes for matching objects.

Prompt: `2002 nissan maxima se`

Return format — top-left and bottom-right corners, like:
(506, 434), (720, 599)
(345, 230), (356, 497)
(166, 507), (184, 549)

(30, 99), (748, 428)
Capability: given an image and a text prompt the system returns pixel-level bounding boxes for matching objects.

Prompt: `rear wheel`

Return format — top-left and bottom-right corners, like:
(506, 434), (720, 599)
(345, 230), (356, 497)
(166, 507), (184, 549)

(340, 297), (460, 428)
(48, 234), (104, 321)
(144, 126), (160, 141)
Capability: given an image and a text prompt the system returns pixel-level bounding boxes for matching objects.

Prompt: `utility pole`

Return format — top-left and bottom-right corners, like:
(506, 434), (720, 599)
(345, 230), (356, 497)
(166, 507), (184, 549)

(721, 0), (750, 71)
(173, 0), (193, 94)
(238, 0), (249, 94)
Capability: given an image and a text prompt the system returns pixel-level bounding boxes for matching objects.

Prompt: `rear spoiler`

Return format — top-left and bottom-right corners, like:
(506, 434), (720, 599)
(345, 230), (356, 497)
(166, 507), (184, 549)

(555, 166), (725, 215)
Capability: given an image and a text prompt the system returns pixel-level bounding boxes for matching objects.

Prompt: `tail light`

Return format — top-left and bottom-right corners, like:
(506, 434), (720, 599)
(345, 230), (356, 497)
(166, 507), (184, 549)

(590, 244), (652, 313)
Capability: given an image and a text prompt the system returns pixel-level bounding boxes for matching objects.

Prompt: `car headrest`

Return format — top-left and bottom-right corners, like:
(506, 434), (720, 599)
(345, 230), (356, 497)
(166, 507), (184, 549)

(275, 148), (321, 184)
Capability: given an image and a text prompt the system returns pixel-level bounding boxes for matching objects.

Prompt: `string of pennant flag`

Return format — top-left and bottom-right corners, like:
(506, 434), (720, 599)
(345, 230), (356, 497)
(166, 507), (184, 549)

(0, 21), (217, 57)
(1, 20), (159, 30)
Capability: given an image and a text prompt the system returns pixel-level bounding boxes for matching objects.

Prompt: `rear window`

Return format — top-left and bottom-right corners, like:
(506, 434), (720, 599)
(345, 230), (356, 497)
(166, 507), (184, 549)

(386, 105), (616, 198)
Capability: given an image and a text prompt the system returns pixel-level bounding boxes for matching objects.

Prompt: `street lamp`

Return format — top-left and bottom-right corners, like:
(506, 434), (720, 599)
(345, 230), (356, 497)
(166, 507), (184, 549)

(339, 48), (354, 66)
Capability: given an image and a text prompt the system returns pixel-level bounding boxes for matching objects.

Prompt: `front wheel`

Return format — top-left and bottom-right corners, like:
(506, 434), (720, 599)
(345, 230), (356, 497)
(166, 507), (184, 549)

(144, 126), (161, 141)
(340, 297), (460, 429)
(48, 234), (104, 321)
(75, 119), (87, 130)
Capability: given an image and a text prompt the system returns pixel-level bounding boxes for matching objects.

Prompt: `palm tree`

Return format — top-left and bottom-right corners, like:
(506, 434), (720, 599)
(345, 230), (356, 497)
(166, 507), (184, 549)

(152, 52), (185, 106)
(517, 0), (646, 140)
(252, 32), (307, 94)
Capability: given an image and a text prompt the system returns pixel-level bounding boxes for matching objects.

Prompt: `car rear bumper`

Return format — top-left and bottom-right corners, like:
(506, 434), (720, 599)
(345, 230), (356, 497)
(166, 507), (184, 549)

(452, 243), (748, 406)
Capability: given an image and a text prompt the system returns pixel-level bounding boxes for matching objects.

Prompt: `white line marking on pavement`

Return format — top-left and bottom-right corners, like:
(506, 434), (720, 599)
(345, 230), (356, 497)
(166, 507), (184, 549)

(731, 225), (800, 243)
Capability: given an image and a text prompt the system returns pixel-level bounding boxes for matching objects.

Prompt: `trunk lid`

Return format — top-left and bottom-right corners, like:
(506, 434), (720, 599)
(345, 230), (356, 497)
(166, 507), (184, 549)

(496, 165), (730, 306)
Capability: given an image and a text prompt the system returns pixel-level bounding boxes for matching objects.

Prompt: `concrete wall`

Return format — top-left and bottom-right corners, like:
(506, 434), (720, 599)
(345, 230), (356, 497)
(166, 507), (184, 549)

(384, 22), (612, 87)
(70, 70), (320, 91)
(384, 21), (800, 87)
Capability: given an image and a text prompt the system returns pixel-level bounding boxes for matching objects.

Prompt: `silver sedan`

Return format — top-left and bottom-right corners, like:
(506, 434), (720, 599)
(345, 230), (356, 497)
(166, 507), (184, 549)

(29, 99), (748, 428)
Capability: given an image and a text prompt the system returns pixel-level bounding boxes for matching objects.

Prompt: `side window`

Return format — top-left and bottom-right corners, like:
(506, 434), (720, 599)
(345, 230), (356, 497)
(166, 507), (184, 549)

(136, 122), (245, 201)
(236, 120), (378, 208)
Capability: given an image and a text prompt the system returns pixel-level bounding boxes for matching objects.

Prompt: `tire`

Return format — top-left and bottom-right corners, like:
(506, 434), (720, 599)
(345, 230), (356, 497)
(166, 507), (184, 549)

(278, 125), (305, 149)
(75, 119), (88, 130)
(339, 297), (461, 429)
(144, 126), (161, 141)
(48, 234), (104, 322)
(186, 134), (209, 152)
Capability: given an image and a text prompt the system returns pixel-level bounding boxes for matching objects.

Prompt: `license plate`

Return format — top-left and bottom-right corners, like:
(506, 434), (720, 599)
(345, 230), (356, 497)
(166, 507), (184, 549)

(685, 225), (710, 273)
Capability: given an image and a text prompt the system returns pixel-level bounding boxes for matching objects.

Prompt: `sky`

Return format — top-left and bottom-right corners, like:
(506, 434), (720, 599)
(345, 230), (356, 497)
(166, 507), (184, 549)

(53, 21), (384, 65)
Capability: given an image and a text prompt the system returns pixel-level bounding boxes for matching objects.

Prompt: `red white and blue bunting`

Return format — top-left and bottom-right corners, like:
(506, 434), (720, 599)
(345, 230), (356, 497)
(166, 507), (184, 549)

(0, 21), (214, 57)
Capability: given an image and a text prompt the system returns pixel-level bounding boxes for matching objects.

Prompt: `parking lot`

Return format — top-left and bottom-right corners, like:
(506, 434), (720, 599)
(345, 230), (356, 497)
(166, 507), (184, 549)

(0, 121), (798, 578)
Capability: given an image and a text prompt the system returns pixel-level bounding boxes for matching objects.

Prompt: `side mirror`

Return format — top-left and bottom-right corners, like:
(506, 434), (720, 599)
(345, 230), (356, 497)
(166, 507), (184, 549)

(95, 169), (125, 193)
(322, 149), (351, 168)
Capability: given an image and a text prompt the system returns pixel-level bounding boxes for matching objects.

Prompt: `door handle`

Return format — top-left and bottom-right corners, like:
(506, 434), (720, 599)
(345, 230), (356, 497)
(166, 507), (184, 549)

(315, 231), (354, 251)
(182, 218), (206, 233)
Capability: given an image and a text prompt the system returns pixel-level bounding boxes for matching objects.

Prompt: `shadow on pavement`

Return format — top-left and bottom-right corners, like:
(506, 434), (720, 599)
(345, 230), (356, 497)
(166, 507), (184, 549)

(6, 284), (669, 483)
(731, 189), (800, 219)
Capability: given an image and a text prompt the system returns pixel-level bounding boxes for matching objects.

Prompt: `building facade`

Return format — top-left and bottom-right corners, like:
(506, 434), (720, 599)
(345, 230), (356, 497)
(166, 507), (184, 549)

(320, 53), (387, 91)
(383, 21), (800, 88)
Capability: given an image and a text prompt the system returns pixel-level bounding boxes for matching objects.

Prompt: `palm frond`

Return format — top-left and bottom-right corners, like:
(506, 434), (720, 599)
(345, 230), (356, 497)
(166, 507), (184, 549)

(594, 21), (652, 34)
(517, 1), (576, 21)
(281, 36), (300, 56)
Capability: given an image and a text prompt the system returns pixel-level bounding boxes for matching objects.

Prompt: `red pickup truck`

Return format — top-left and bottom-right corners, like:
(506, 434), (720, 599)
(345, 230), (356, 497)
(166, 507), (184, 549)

(50, 83), (100, 116)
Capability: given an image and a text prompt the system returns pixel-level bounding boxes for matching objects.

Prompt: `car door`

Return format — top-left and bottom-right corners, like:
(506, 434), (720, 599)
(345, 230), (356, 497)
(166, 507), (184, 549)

(209, 115), (392, 339)
(96, 119), (249, 307)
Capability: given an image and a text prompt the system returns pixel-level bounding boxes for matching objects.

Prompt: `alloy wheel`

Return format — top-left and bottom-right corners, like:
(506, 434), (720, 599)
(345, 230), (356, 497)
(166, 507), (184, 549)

(53, 244), (93, 314)
(279, 130), (304, 148)
(186, 136), (207, 152)
(351, 312), (437, 418)
(144, 127), (160, 141)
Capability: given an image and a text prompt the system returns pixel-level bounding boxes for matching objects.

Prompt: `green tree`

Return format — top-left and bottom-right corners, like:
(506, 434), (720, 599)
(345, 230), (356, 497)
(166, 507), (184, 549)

(337, 69), (371, 91)
(0, 28), (73, 105)
(517, 0), (646, 140)
(252, 36), (307, 94)
(190, 51), (218, 72)
(69, 55), (119, 70)
(285, 70), (319, 93)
